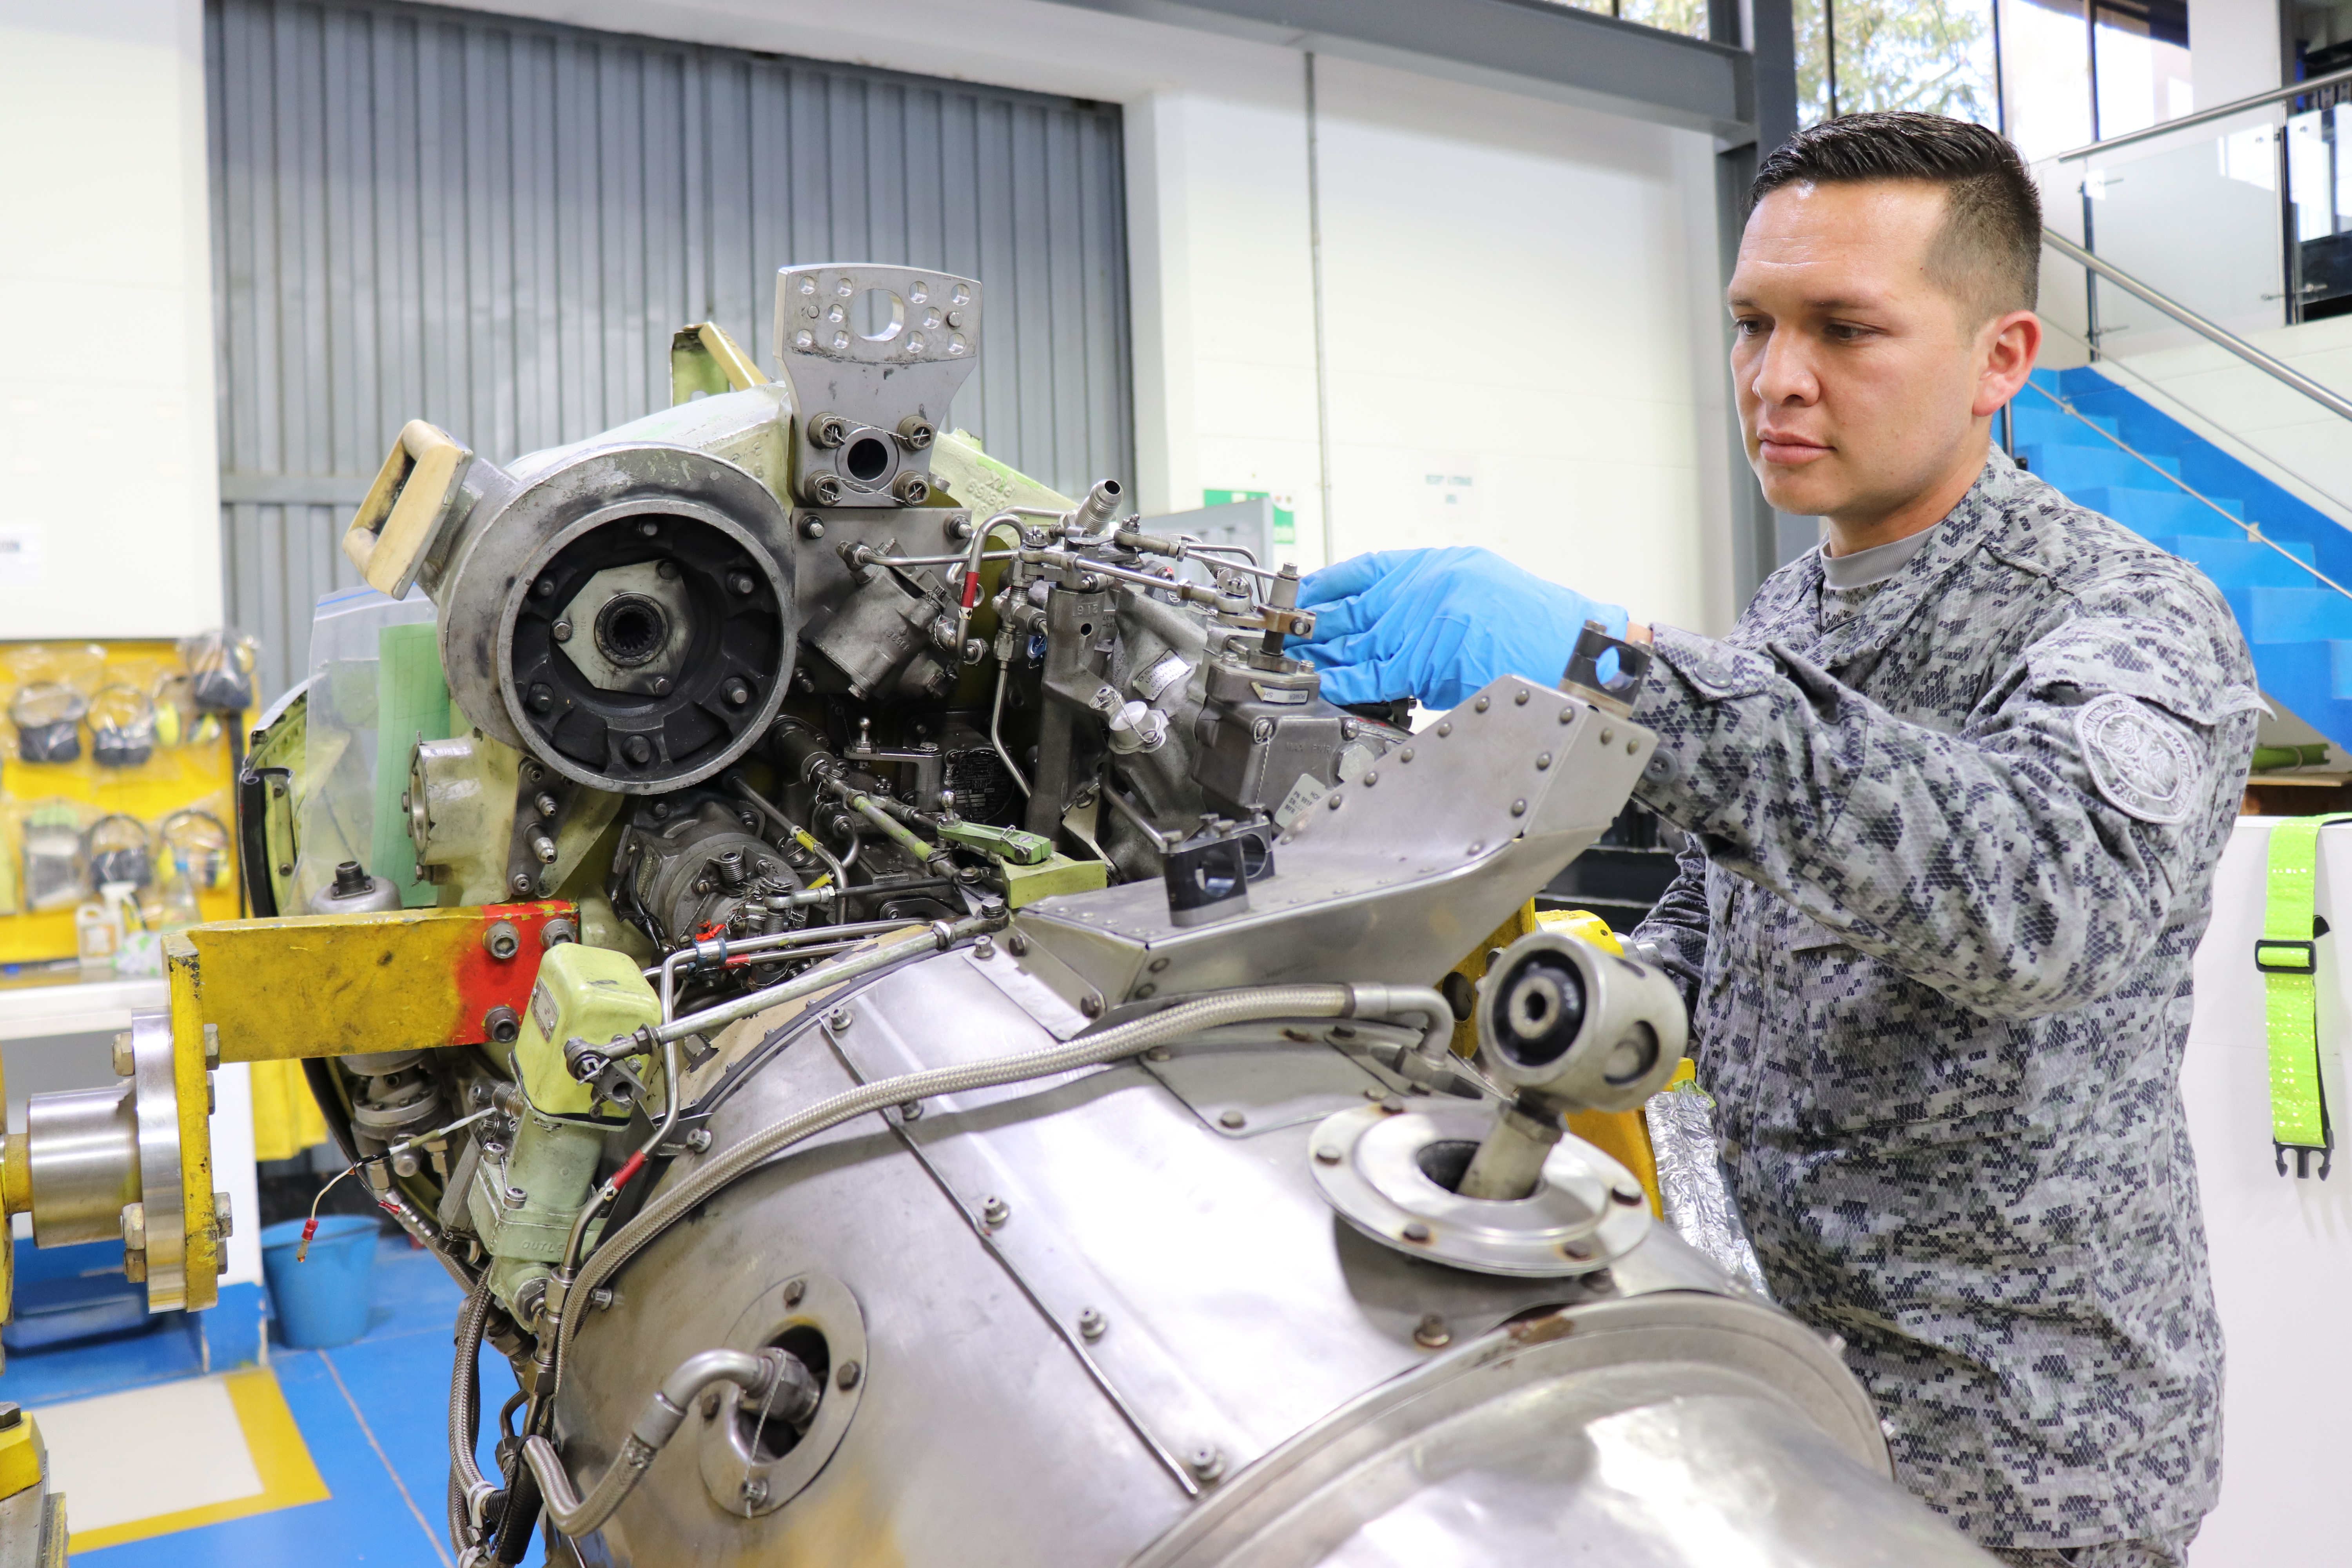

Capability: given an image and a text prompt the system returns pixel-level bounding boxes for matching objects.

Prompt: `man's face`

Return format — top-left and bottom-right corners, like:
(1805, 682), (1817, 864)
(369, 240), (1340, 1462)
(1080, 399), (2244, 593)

(1728, 180), (2011, 530)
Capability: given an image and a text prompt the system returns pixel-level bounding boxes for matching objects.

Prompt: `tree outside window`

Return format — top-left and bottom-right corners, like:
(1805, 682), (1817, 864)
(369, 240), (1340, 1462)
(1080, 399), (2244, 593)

(1798, 0), (2001, 128)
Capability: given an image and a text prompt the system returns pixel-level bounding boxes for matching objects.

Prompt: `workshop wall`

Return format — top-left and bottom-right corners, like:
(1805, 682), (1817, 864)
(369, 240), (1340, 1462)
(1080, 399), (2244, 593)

(0, 1), (223, 640)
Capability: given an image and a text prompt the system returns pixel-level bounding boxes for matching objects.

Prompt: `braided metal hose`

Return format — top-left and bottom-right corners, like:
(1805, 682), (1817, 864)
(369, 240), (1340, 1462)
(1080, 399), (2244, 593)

(551, 981), (1443, 1389)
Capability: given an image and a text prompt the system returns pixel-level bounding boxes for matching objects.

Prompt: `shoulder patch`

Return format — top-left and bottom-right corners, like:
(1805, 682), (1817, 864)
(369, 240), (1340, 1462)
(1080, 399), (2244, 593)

(2076, 691), (2201, 824)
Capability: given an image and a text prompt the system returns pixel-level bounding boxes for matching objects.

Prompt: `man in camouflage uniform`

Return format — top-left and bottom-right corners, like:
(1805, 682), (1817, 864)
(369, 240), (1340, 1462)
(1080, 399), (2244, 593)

(1293, 114), (2253, 1564)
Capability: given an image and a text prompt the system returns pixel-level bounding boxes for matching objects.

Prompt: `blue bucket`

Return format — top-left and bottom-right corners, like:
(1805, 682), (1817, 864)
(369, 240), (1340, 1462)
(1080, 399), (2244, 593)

(261, 1215), (379, 1348)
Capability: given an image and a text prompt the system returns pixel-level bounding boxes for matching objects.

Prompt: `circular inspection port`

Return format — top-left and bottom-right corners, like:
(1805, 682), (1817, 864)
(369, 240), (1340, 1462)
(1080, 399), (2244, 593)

(843, 436), (892, 484)
(594, 592), (670, 668)
(736, 1325), (829, 1463)
(1414, 1138), (1481, 1194)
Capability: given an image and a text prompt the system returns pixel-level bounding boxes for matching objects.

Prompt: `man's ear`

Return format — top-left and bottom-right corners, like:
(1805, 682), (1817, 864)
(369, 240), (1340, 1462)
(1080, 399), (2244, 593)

(1976, 309), (2042, 419)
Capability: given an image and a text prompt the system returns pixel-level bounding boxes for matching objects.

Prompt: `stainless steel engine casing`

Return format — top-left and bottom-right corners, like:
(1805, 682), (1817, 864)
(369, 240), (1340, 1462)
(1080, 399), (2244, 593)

(552, 949), (1992, 1568)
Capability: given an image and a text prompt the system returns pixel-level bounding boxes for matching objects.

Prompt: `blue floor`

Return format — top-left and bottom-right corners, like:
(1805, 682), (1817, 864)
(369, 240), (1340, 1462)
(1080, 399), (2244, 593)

(12, 1237), (533, 1567)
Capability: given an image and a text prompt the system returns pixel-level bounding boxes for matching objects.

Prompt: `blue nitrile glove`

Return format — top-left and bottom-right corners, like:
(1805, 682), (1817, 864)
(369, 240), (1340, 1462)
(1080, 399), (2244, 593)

(1285, 547), (1628, 710)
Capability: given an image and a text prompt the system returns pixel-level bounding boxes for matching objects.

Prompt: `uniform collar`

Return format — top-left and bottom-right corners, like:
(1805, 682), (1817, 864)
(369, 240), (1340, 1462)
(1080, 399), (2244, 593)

(1798, 447), (2020, 666)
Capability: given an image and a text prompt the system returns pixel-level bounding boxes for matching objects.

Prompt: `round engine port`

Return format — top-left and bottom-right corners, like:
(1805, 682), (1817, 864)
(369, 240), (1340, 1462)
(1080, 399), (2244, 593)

(504, 504), (791, 794)
(699, 1271), (867, 1517)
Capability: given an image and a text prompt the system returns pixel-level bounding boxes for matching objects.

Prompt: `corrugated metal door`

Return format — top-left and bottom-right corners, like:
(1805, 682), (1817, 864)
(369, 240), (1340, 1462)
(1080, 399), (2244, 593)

(207, 0), (1133, 699)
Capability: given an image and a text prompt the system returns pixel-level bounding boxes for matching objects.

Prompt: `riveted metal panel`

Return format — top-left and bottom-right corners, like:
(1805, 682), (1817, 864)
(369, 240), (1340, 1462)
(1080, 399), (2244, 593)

(208, 0), (1133, 699)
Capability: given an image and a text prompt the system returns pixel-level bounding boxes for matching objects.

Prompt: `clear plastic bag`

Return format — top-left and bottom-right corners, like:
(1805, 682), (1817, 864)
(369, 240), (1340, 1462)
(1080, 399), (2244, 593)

(1644, 1069), (1772, 1299)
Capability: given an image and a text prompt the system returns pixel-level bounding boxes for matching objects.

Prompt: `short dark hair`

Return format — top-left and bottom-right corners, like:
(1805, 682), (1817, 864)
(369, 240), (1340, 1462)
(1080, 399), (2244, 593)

(1751, 112), (2041, 322)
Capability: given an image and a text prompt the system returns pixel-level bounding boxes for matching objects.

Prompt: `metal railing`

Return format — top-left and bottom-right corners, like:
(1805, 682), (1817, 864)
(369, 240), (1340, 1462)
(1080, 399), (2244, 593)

(2027, 231), (2352, 608)
(2040, 232), (2352, 423)
(2051, 65), (2352, 163)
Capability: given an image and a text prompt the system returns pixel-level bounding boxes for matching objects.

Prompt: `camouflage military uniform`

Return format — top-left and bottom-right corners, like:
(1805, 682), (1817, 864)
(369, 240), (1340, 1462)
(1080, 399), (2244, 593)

(1628, 448), (2254, 1552)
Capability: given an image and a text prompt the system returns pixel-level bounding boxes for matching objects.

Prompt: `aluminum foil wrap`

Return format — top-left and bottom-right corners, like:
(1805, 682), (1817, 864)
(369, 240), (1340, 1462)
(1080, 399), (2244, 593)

(1644, 1078), (1771, 1298)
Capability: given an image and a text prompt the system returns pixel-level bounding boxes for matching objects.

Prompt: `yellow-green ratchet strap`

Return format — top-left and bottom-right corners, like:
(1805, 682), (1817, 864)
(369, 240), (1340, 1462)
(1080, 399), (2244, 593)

(2258, 815), (2352, 1178)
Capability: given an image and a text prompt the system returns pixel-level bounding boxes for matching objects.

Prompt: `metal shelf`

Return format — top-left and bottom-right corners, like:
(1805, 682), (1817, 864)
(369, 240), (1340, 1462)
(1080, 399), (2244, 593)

(0, 973), (169, 1043)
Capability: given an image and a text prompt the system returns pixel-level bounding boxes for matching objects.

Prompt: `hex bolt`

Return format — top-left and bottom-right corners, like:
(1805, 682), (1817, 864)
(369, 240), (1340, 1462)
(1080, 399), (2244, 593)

(740, 1477), (769, 1508)
(893, 473), (931, 505)
(655, 558), (680, 580)
(1314, 1144), (1343, 1165)
(981, 1195), (1011, 1228)
(533, 577), (557, 598)
(1585, 1268), (1616, 1292)
(811, 412), (849, 448)
(1380, 1097), (1407, 1114)
(483, 921), (521, 960)
(1561, 1238), (1597, 1260)
(529, 684), (554, 713)
(729, 570), (757, 595)
(898, 1100), (924, 1121)
(836, 1359), (862, 1391)
(1402, 1222), (1433, 1243)
(1187, 1448), (1226, 1483)
(1218, 1110), (1247, 1130)
(1414, 1313), (1452, 1349)
(809, 474), (844, 506)
(1612, 1182), (1646, 1207)
(799, 516), (826, 540)
(1077, 1308), (1108, 1341)
(651, 677), (672, 697)
(685, 1129), (713, 1153)
(701, 1390), (723, 1420)
(1006, 932), (1031, 957)
(503, 1185), (528, 1210)
(784, 1278), (807, 1307)
(1079, 995), (1104, 1018)
(552, 620), (573, 643)
(1144, 1046), (1171, 1063)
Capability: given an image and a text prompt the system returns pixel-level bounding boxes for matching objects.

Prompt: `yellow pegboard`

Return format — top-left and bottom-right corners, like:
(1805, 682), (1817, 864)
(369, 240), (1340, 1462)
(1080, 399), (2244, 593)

(0, 640), (246, 964)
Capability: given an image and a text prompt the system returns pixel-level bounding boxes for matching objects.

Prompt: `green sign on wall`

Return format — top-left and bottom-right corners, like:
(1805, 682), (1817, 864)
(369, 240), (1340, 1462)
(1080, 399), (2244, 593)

(1203, 488), (1296, 545)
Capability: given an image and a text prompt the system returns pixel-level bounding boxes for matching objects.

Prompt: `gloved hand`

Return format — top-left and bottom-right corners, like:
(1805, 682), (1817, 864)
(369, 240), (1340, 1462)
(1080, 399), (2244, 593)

(1285, 546), (1628, 710)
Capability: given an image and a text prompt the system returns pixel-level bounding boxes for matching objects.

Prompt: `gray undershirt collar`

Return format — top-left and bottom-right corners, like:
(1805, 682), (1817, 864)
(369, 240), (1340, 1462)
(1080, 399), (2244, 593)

(1820, 525), (1938, 590)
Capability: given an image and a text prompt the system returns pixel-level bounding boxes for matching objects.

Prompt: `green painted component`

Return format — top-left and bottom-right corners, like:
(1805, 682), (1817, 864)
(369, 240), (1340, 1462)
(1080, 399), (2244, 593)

(371, 622), (452, 908)
(940, 820), (1054, 866)
(931, 428), (1073, 516)
(1002, 853), (1110, 909)
(513, 943), (662, 1118)
(670, 330), (733, 405)
(466, 1101), (607, 1266)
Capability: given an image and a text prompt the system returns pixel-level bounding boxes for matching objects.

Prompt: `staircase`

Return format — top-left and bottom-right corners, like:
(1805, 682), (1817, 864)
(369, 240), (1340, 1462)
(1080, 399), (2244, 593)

(2014, 366), (2352, 751)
